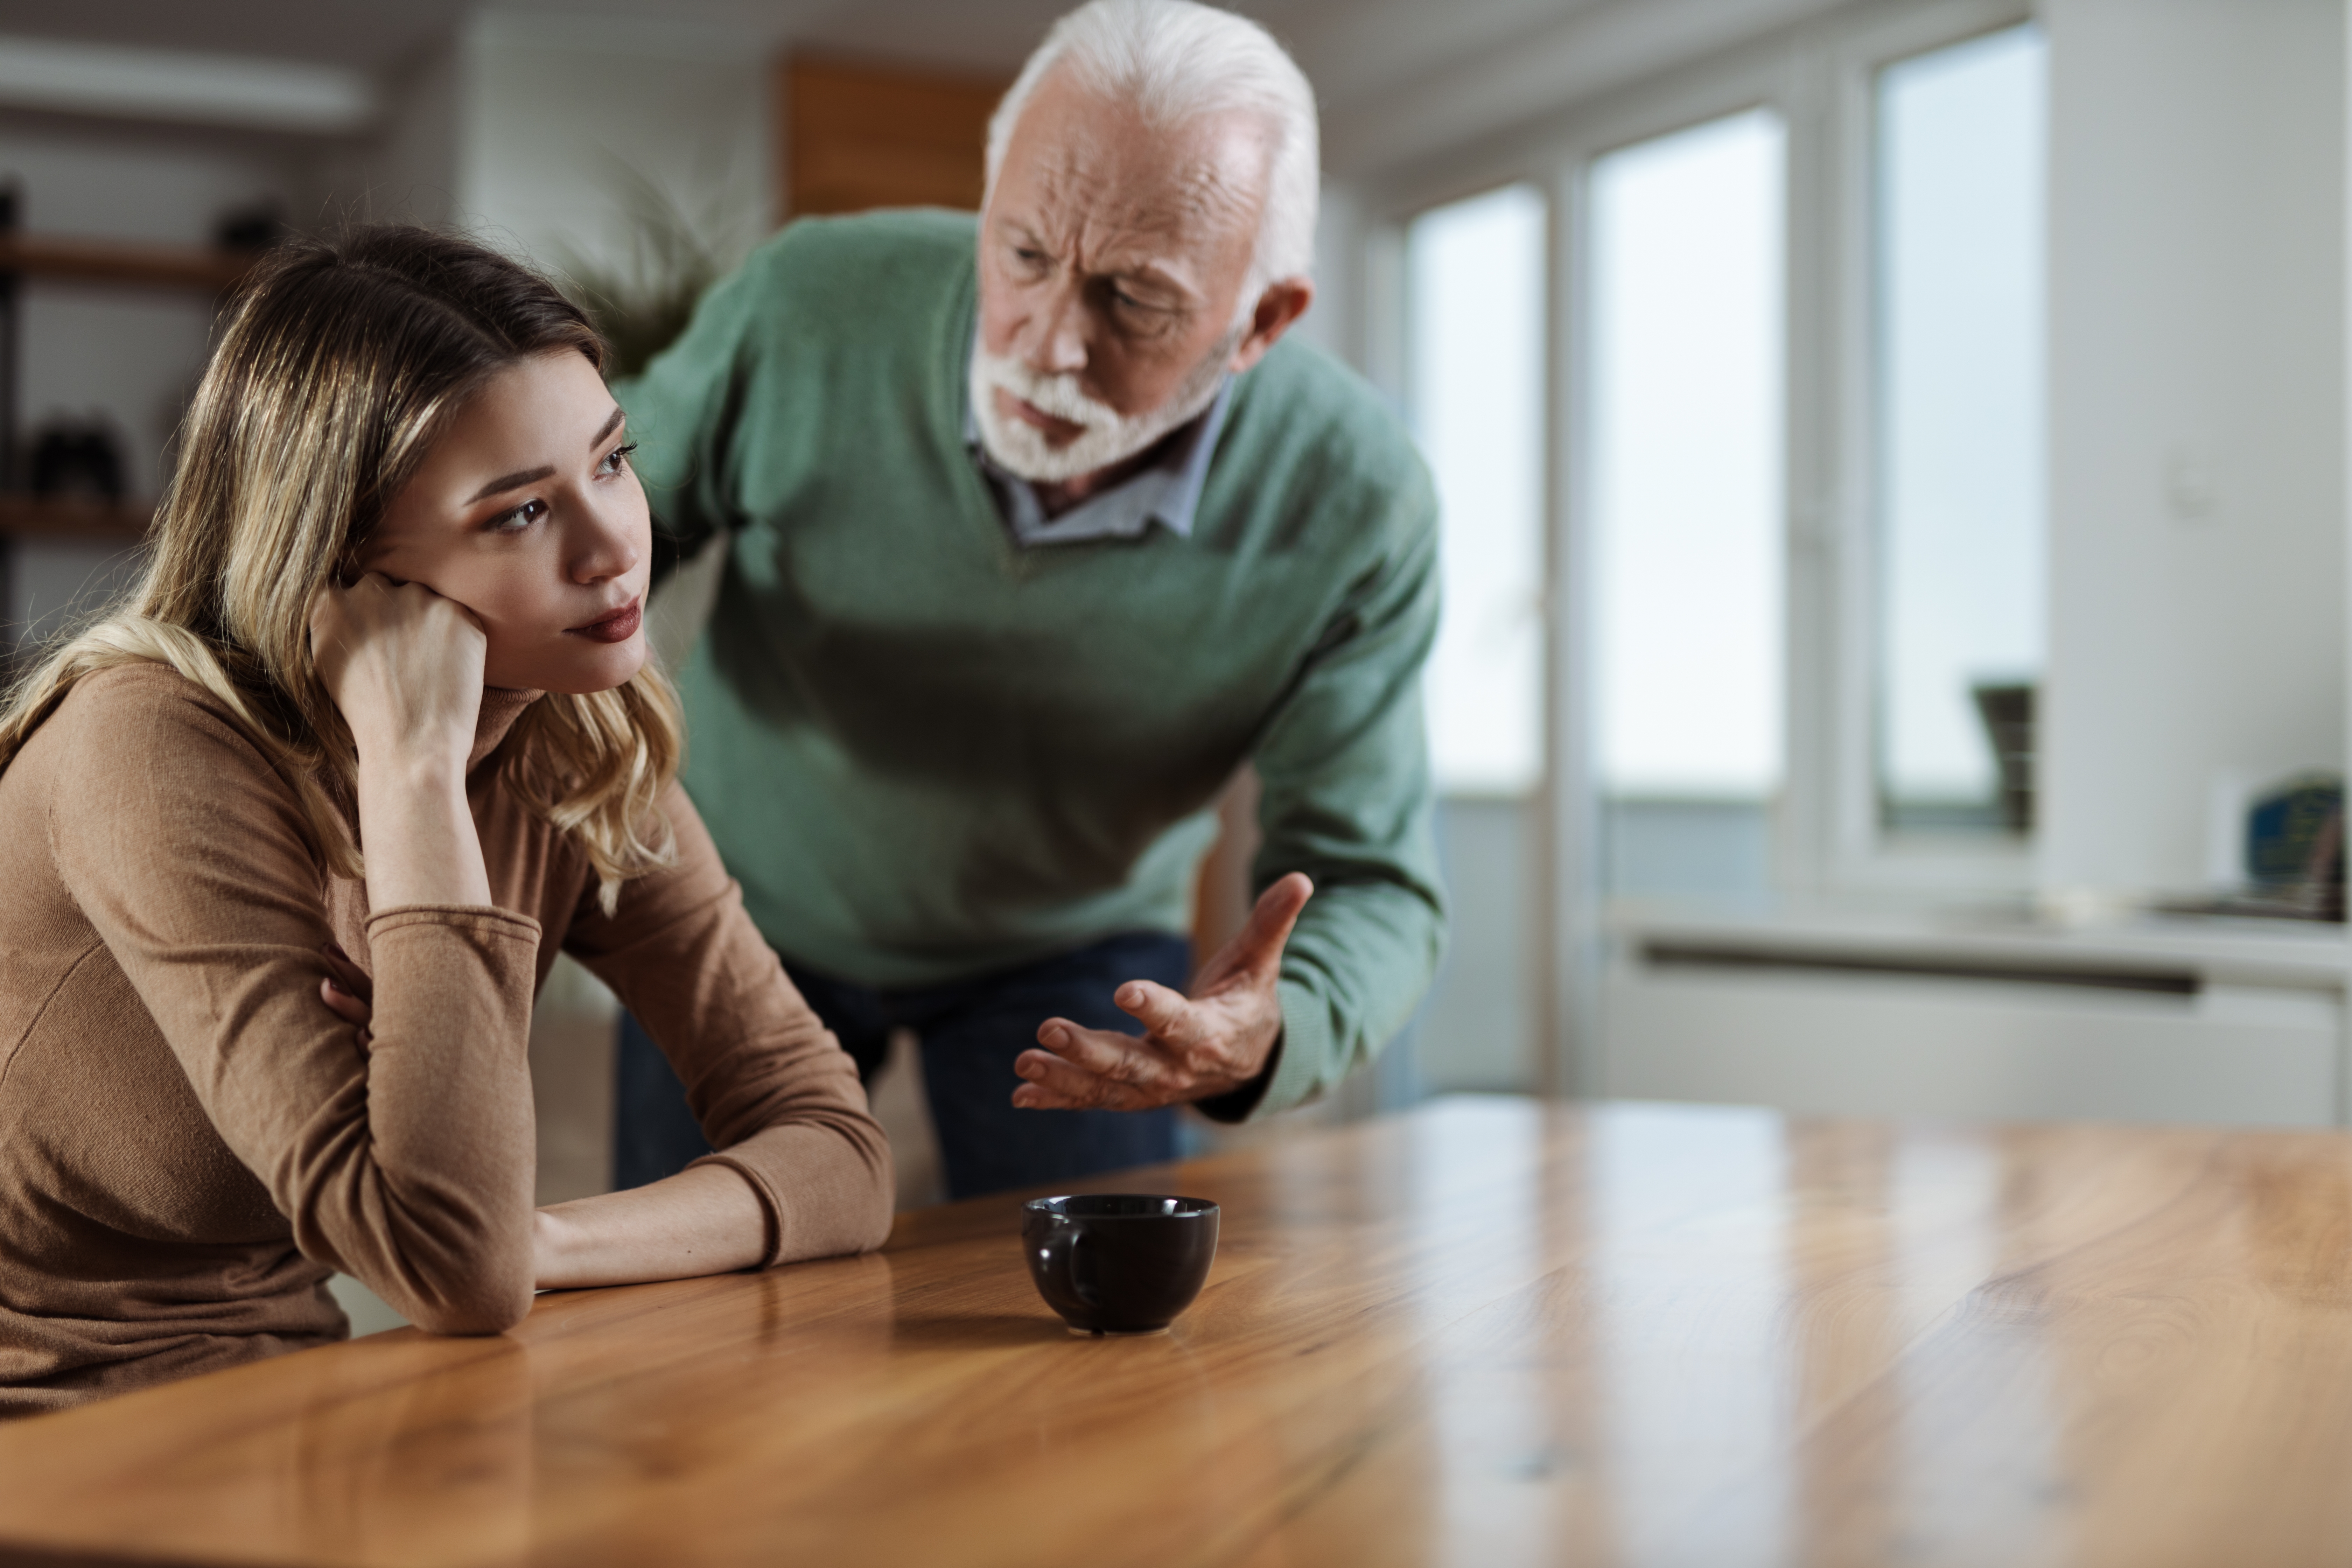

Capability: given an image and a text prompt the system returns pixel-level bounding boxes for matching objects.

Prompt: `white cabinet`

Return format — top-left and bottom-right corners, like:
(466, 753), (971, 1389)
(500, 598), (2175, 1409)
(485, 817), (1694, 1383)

(1601, 911), (2349, 1128)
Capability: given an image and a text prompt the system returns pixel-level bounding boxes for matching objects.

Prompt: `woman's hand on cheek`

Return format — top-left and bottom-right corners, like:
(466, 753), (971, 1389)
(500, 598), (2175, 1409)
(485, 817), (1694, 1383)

(309, 573), (489, 773)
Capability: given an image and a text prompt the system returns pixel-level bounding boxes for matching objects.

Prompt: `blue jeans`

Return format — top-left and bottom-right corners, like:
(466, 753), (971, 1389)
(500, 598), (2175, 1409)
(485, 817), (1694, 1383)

(613, 932), (1188, 1201)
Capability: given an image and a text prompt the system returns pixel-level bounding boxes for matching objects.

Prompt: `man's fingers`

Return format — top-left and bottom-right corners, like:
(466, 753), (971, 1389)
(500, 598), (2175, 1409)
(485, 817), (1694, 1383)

(1012, 1052), (1150, 1111)
(1115, 979), (1205, 1045)
(1203, 872), (1313, 986)
(1031, 1020), (1177, 1089)
(1013, 1040), (1158, 1111)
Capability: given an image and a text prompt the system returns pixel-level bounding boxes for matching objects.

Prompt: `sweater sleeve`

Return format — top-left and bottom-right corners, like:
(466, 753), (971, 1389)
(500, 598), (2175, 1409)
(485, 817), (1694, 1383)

(45, 673), (541, 1335)
(563, 782), (893, 1264)
(1213, 469), (1450, 1122)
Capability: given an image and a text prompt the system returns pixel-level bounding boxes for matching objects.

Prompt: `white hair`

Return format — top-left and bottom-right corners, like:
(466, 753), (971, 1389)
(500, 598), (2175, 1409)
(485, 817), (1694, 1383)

(984, 0), (1320, 290)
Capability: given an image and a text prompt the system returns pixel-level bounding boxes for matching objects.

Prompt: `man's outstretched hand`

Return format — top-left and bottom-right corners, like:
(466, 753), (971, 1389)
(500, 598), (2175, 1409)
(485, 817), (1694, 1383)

(1012, 873), (1314, 1112)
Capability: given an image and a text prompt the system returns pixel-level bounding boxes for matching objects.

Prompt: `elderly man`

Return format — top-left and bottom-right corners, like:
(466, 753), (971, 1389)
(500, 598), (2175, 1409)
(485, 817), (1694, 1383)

(615, 0), (1445, 1199)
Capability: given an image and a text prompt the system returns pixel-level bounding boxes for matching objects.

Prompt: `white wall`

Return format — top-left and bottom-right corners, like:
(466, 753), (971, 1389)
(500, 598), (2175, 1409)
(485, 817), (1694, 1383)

(304, 43), (462, 230)
(1289, 179), (1367, 369)
(451, 11), (772, 284)
(2039, 0), (2347, 896)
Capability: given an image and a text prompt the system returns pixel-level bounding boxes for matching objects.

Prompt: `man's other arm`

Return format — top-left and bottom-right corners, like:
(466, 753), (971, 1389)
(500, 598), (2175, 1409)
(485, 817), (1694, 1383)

(1205, 469), (1449, 1121)
(1010, 459), (1448, 1121)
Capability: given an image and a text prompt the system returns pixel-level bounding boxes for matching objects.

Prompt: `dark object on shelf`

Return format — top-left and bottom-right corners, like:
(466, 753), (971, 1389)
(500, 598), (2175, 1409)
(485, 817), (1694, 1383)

(2305, 806), (2346, 920)
(2246, 773), (2342, 888)
(26, 417), (125, 503)
(2151, 772), (2346, 923)
(1971, 681), (2035, 832)
(214, 202), (286, 254)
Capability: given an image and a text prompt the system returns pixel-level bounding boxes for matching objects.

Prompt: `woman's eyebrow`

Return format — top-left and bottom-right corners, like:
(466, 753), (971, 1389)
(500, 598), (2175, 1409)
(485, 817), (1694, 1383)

(467, 465), (554, 504)
(463, 411), (626, 505)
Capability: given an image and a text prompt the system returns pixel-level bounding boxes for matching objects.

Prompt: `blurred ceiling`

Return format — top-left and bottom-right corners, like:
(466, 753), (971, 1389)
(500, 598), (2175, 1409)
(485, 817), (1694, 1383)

(0, 0), (1853, 173)
(0, 0), (1620, 93)
(0, 0), (473, 72)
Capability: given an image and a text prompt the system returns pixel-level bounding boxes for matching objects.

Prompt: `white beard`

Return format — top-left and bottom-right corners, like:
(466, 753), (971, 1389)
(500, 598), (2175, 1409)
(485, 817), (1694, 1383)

(969, 330), (1237, 484)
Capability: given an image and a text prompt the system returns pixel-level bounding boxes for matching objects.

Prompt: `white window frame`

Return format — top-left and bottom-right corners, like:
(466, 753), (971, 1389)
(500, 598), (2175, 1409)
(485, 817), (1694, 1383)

(1352, 0), (2038, 1093)
(1815, 0), (2042, 900)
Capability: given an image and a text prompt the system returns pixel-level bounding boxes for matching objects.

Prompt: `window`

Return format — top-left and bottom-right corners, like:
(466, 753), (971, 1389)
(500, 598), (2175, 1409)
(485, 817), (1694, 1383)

(1407, 183), (1548, 797)
(1588, 109), (1786, 895)
(1402, 186), (1549, 1098)
(1875, 26), (2047, 833)
(1370, 5), (2045, 916)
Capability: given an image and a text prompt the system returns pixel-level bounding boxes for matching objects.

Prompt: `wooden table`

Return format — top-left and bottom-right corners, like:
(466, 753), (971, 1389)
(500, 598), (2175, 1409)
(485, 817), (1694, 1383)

(5, 1096), (2352, 1567)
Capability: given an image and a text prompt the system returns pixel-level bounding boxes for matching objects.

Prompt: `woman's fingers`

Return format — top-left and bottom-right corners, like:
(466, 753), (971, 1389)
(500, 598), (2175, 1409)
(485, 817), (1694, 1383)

(318, 940), (373, 1001)
(319, 976), (371, 1028)
(310, 572), (488, 765)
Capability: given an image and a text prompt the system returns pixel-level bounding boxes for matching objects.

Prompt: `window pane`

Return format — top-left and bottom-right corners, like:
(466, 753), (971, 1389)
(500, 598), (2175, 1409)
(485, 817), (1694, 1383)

(1877, 26), (2047, 830)
(1590, 111), (1786, 816)
(1408, 184), (1548, 797)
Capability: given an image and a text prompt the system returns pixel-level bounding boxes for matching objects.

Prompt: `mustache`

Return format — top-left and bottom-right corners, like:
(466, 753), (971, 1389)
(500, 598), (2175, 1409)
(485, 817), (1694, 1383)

(979, 359), (1122, 428)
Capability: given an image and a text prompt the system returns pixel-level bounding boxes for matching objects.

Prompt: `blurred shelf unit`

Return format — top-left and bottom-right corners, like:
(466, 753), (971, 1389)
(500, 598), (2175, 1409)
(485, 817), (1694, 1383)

(0, 233), (255, 293)
(0, 494), (150, 540)
(0, 232), (248, 544)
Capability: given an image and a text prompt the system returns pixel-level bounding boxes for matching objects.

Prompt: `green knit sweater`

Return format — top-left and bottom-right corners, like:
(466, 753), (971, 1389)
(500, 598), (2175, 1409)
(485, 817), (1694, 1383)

(619, 209), (1444, 1119)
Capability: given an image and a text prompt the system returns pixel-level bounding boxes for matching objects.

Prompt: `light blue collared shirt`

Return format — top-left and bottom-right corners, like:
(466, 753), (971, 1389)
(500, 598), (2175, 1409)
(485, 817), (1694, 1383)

(965, 376), (1233, 548)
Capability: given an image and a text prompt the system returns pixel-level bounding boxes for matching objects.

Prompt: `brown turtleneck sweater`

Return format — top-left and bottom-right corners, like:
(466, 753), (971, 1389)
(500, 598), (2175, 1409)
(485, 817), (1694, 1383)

(0, 663), (892, 1416)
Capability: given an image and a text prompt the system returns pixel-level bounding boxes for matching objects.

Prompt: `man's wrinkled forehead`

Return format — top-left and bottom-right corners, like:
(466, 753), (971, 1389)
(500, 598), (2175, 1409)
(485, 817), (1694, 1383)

(1020, 148), (1256, 255)
(994, 74), (1272, 254)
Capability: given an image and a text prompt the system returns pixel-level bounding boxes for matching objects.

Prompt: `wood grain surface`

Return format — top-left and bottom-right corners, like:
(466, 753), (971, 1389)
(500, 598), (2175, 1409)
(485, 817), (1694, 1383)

(781, 56), (1008, 219)
(3, 1096), (2351, 1567)
(0, 494), (152, 540)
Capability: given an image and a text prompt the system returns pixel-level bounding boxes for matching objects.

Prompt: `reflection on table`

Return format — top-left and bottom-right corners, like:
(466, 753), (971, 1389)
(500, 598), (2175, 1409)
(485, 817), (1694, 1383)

(1, 1095), (2348, 1567)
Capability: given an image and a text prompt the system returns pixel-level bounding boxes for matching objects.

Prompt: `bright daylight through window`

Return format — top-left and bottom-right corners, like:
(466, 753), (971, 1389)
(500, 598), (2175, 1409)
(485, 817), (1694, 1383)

(1876, 25), (2047, 834)
(1589, 109), (1786, 896)
(1408, 183), (1548, 798)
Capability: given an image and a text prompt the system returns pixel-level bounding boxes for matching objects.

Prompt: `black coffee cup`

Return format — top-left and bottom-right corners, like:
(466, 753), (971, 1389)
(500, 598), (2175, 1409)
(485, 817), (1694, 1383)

(1021, 1194), (1219, 1336)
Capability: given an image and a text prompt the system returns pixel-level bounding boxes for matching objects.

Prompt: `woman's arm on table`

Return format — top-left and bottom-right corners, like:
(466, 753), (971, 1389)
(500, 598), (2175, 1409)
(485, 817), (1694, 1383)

(46, 589), (543, 1337)
(316, 975), (785, 1289)
(556, 782), (895, 1279)
(305, 693), (886, 1288)
(317, 579), (887, 1292)
(532, 1166), (769, 1288)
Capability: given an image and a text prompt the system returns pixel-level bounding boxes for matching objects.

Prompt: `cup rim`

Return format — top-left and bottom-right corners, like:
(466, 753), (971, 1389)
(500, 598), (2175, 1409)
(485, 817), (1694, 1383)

(1022, 1193), (1218, 1218)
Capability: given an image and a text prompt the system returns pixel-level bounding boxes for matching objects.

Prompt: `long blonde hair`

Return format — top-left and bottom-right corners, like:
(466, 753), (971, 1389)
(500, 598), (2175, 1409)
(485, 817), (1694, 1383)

(0, 226), (681, 911)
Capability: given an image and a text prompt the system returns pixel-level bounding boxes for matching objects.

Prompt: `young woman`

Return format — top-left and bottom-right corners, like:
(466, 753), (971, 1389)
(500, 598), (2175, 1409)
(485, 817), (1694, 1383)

(0, 227), (892, 1416)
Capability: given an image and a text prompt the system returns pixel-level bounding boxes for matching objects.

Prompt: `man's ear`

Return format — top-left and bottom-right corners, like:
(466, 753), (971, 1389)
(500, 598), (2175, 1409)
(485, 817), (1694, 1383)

(1227, 276), (1315, 375)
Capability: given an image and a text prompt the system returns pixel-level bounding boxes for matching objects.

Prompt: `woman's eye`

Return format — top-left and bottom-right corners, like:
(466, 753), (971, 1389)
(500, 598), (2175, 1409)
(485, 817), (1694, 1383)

(490, 497), (549, 533)
(598, 441), (638, 477)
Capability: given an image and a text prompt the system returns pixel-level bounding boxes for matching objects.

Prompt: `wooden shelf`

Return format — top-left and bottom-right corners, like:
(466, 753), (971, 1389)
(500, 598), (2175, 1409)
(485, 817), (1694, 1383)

(0, 494), (153, 540)
(0, 234), (256, 292)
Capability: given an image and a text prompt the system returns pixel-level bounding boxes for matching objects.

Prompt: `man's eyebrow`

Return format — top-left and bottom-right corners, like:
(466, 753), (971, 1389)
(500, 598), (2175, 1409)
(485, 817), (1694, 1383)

(1105, 259), (1198, 303)
(467, 465), (554, 504)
